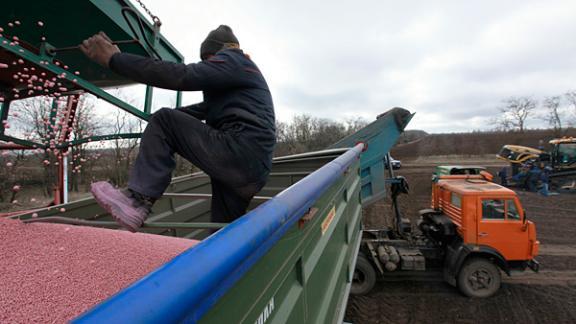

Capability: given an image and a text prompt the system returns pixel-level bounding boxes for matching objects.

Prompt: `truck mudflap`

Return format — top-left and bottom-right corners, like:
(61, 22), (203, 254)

(444, 243), (510, 286)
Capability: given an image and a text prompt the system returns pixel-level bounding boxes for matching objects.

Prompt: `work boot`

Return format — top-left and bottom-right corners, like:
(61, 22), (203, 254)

(90, 181), (155, 232)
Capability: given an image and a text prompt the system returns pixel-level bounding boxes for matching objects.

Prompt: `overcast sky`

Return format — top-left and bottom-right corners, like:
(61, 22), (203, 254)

(127, 0), (576, 133)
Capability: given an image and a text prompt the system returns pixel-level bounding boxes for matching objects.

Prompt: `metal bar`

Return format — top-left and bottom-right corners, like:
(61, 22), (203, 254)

(162, 193), (273, 201)
(22, 216), (227, 229)
(63, 155), (68, 203)
(0, 99), (9, 135)
(176, 91), (182, 107)
(57, 133), (142, 148)
(0, 37), (150, 121)
(144, 85), (153, 114)
(58, 95), (79, 204)
(48, 39), (140, 54)
(0, 134), (42, 148)
(0, 143), (36, 150)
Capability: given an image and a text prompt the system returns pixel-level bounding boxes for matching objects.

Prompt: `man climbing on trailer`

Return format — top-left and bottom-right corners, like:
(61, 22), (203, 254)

(79, 25), (275, 232)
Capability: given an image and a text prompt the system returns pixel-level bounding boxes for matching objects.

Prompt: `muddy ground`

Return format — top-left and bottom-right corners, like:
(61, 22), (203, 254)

(345, 157), (576, 324)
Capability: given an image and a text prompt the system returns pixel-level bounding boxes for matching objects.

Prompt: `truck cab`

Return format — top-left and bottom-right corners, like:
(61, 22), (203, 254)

(432, 175), (539, 261)
(429, 174), (539, 296)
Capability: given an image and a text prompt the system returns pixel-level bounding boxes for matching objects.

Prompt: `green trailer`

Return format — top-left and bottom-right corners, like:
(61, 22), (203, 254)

(9, 108), (412, 323)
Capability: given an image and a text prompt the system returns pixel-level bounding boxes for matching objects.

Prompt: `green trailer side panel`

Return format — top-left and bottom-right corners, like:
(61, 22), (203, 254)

(199, 159), (362, 324)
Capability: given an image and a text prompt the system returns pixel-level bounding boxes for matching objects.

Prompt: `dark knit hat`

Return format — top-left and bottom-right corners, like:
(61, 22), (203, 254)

(200, 25), (239, 60)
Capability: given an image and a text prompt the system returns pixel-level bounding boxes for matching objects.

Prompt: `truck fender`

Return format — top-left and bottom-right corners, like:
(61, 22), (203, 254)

(444, 244), (510, 286)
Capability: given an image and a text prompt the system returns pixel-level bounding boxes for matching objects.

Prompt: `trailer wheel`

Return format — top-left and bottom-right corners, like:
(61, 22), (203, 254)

(457, 258), (501, 298)
(351, 255), (376, 295)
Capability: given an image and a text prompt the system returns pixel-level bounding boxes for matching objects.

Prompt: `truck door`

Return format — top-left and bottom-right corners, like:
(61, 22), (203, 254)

(477, 198), (529, 261)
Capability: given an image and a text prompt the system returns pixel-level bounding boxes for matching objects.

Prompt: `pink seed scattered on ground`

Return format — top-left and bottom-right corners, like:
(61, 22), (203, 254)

(0, 27), (3, 32)
(0, 218), (198, 323)
(14, 21), (20, 25)
(6, 162), (13, 167)
(37, 21), (44, 27)
(0, 63), (8, 68)
(12, 185), (21, 192)
(31, 213), (38, 218)
(41, 36), (46, 41)
(8, 22), (14, 27)
(59, 208), (66, 213)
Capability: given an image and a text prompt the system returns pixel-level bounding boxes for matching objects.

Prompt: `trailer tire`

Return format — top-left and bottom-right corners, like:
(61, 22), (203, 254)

(351, 255), (376, 295)
(457, 258), (501, 298)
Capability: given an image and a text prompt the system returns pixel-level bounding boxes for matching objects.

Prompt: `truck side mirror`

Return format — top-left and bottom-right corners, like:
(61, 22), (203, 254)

(522, 210), (528, 231)
(523, 210), (527, 224)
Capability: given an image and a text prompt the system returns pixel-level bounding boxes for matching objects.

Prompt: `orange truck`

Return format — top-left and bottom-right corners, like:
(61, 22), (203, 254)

(352, 168), (539, 298)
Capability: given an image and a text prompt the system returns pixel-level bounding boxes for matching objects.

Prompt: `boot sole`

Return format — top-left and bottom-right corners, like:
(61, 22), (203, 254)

(91, 185), (140, 233)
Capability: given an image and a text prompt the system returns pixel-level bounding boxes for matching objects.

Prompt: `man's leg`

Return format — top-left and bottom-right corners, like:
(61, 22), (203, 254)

(210, 179), (253, 224)
(93, 108), (262, 231)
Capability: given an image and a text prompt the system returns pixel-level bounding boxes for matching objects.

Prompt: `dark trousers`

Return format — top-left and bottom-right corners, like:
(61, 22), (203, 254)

(128, 108), (268, 223)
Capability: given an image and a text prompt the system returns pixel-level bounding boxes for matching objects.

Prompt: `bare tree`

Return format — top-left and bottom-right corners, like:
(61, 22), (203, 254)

(68, 97), (104, 192)
(498, 96), (537, 132)
(11, 97), (59, 196)
(541, 96), (563, 135)
(274, 114), (367, 155)
(565, 90), (576, 126)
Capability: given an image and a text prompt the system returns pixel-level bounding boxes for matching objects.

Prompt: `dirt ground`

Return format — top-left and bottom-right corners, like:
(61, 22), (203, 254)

(345, 156), (576, 324)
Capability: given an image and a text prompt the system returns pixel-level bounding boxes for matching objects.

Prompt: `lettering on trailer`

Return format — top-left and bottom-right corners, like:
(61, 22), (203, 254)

(255, 297), (275, 324)
(321, 206), (336, 235)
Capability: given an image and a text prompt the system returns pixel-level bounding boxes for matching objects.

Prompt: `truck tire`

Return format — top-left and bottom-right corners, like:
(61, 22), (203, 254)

(457, 258), (501, 298)
(351, 255), (377, 295)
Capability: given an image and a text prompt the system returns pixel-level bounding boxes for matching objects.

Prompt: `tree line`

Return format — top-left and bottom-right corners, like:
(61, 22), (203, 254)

(494, 90), (576, 135)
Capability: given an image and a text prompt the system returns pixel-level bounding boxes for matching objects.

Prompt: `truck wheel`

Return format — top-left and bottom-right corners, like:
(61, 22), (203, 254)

(351, 255), (376, 295)
(457, 258), (501, 298)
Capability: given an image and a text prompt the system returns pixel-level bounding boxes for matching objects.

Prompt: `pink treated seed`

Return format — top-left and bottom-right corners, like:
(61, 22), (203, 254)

(0, 63), (8, 68)
(37, 21), (44, 27)
(15, 21), (20, 25)
(6, 162), (13, 167)
(31, 213), (39, 218)
(59, 208), (66, 213)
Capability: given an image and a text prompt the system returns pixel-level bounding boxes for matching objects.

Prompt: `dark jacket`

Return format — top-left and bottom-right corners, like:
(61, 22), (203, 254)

(109, 49), (276, 170)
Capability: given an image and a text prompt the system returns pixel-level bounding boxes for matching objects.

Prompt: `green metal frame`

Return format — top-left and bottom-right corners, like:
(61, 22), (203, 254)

(0, 36), (150, 120)
(0, 0), (186, 150)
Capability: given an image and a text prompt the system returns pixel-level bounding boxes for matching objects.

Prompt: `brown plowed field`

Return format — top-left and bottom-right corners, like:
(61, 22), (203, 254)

(345, 157), (576, 324)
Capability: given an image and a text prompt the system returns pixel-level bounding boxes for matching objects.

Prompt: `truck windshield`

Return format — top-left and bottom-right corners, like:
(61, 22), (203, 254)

(558, 143), (576, 165)
(506, 200), (521, 220)
(481, 199), (520, 220)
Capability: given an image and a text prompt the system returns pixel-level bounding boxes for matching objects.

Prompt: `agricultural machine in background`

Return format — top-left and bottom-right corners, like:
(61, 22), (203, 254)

(497, 138), (576, 191)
